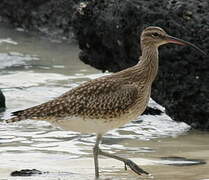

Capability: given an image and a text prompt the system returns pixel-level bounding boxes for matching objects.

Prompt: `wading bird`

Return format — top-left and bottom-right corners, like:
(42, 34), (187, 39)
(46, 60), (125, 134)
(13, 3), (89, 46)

(6, 26), (206, 178)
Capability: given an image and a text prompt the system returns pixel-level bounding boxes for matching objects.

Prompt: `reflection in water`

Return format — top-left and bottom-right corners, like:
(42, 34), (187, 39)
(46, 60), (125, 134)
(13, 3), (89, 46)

(0, 24), (209, 180)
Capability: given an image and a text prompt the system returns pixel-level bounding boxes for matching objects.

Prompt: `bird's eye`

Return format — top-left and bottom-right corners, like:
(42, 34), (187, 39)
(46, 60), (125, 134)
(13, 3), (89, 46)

(151, 33), (160, 37)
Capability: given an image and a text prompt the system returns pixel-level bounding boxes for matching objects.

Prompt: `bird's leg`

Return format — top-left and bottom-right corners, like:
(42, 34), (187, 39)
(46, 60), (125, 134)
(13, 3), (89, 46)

(97, 148), (149, 176)
(93, 135), (149, 177)
(93, 134), (102, 179)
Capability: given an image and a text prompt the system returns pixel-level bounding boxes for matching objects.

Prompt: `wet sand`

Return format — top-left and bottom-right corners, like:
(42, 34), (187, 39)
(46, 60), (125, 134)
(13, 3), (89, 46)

(0, 130), (209, 180)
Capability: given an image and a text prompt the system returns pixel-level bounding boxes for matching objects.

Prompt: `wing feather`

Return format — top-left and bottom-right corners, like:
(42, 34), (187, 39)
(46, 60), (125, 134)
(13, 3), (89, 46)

(6, 78), (138, 122)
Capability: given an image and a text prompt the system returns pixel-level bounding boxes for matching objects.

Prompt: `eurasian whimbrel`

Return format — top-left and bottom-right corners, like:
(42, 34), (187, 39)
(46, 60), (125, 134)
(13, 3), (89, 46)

(6, 26), (206, 178)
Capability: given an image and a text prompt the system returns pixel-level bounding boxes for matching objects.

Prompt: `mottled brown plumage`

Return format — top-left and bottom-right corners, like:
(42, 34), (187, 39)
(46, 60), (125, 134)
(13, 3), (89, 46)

(10, 77), (139, 121)
(6, 26), (205, 178)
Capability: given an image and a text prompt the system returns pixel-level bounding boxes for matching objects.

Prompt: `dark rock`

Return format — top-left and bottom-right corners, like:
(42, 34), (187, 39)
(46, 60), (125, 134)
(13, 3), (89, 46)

(0, 90), (6, 112)
(11, 169), (43, 176)
(0, 0), (81, 38)
(142, 107), (162, 116)
(72, 0), (143, 72)
(72, 0), (209, 130)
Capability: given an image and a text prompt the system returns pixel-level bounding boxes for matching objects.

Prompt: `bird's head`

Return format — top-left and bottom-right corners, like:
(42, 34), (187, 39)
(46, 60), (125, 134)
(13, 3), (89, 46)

(141, 26), (206, 56)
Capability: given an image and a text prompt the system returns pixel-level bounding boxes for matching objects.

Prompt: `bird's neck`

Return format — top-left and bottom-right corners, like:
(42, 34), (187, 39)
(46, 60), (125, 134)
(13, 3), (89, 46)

(136, 45), (159, 84)
(112, 45), (159, 86)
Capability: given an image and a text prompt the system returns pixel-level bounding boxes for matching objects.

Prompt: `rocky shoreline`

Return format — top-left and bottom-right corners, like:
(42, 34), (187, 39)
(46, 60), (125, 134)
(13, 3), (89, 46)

(0, 0), (208, 130)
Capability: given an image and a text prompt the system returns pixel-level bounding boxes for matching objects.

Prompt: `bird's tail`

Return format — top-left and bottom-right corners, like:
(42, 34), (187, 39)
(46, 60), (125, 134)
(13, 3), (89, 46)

(5, 109), (26, 123)
(5, 116), (23, 123)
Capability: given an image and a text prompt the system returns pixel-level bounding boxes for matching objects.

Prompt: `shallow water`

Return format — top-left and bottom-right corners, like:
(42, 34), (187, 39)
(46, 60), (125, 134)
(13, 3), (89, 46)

(0, 23), (209, 180)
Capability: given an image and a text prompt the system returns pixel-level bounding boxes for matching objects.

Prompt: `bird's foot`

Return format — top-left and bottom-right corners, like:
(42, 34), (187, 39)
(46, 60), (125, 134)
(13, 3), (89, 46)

(124, 159), (149, 175)
(98, 148), (151, 176)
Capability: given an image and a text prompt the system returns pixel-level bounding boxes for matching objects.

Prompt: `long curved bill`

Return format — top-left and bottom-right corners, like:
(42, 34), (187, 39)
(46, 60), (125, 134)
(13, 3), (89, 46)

(166, 35), (207, 56)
